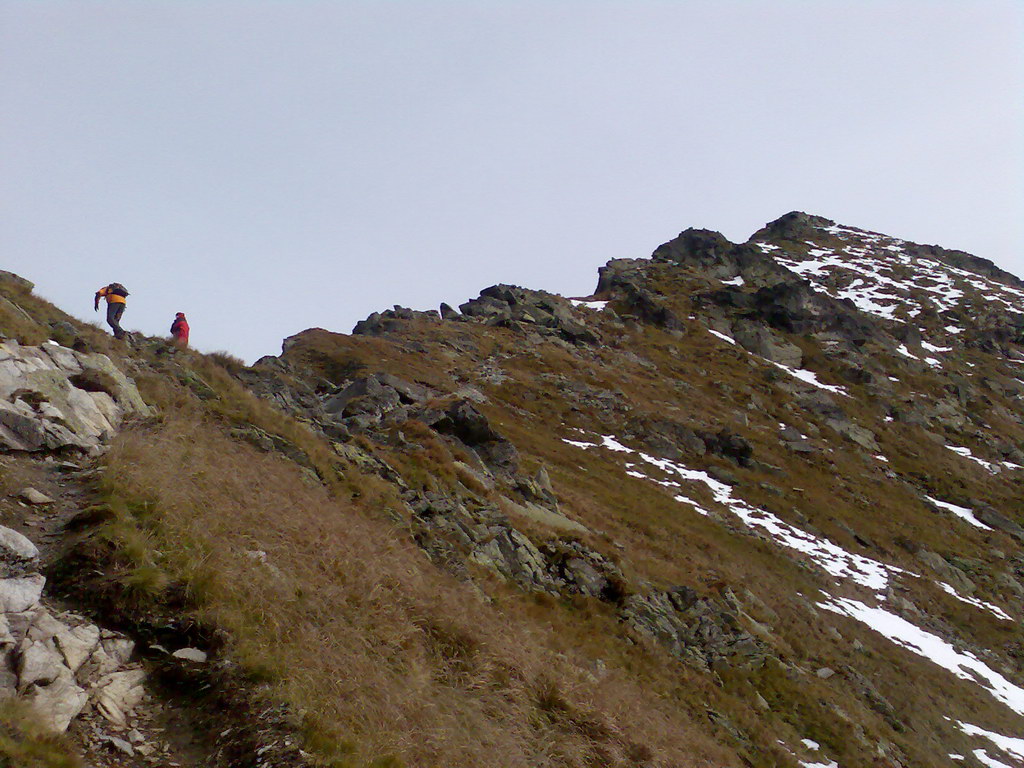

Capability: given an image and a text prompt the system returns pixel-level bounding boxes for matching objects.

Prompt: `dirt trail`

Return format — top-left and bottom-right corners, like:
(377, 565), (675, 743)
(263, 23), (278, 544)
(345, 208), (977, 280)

(0, 451), (215, 768)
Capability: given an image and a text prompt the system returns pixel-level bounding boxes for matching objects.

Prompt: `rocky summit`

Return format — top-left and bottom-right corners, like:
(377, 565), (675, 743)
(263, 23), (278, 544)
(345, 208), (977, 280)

(0, 211), (1023, 768)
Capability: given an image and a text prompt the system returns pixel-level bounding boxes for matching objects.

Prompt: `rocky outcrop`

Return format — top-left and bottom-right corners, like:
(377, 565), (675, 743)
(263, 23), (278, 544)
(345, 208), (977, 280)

(416, 399), (520, 472)
(0, 524), (144, 733)
(650, 228), (791, 287)
(410, 492), (620, 598)
(974, 506), (1024, 542)
(352, 305), (442, 336)
(348, 285), (602, 345)
(595, 260), (684, 331)
(323, 372), (434, 429)
(620, 587), (769, 672)
(458, 285), (599, 344)
(0, 340), (149, 453)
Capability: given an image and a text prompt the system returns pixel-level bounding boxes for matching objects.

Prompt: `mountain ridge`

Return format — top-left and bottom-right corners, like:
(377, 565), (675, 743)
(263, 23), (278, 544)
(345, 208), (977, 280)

(0, 212), (1022, 767)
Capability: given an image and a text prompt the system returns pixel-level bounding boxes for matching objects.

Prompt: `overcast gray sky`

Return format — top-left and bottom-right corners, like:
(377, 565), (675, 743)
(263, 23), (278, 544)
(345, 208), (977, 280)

(3, 1), (1022, 362)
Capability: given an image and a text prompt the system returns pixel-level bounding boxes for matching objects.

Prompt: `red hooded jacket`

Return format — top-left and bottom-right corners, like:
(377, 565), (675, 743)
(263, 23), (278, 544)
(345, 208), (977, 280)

(170, 313), (190, 345)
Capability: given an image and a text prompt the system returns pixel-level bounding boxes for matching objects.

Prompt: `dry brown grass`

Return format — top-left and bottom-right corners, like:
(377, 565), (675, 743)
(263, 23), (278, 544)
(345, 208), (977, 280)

(0, 700), (84, 768)
(94, 408), (739, 768)
(0, 281), (122, 355)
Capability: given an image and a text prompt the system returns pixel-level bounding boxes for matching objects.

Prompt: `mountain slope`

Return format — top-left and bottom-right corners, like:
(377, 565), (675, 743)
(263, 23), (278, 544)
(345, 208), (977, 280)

(1, 212), (1022, 767)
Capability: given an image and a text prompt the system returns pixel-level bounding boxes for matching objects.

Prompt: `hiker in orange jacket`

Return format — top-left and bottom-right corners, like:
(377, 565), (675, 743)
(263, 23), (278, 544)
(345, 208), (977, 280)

(94, 283), (129, 339)
(170, 312), (190, 347)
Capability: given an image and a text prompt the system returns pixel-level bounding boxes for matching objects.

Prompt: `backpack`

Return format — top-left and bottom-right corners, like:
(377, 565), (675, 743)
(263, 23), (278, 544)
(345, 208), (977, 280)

(108, 283), (129, 297)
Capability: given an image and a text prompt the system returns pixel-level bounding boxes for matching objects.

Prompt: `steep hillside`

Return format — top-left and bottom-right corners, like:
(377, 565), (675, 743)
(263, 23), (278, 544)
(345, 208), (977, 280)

(0, 212), (1022, 768)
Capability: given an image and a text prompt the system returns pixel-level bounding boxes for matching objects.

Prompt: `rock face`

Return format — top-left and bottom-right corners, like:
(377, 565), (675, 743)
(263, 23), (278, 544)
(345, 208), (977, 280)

(351, 284), (600, 345)
(410, 491), (609, 594)
(0, 340), (149, 452)
(620, 587), (769, 672)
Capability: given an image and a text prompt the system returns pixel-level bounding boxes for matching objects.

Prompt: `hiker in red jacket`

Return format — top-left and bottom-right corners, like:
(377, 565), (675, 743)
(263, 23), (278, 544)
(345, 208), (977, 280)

(170, 312), (190, 347)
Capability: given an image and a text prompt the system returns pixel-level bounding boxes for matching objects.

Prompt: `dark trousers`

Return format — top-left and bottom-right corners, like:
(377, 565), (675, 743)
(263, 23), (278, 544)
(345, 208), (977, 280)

(106, 302), (126, 339)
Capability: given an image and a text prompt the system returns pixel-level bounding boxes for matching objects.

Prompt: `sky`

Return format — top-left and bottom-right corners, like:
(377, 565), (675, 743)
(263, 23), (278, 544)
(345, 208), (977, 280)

(2, 1), (1022, 362)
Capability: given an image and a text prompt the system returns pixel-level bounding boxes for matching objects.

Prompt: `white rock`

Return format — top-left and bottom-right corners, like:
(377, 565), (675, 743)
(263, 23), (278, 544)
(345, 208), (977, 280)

(0, 525), (38, 560)
(92, 668), (147, 727)
(76, 644), (113, 684)
(0, 615), (14, 649)
(25, 667), (88, 732)
(104, 734), (135, 756)
(0, 574), (45, 612)
(16, 638), (66, 691)
(171, 647), (207, 663)
(4, 609), (38, 643)
(100, 635), (135, 667)
(18, 488), (54, 505)
(27, 610), (68, 642)
(0, 655), (18, 697)
(0, 341), (149, 453)
(55, 623), (101, 673)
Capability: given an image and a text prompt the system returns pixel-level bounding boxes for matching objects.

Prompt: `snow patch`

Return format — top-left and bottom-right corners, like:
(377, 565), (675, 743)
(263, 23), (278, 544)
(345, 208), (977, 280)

(924, 496), (992, 530)
(770, 361), (850, 396)
(973, 749), (1015, 768)
(707, 329), (737, 345)
(819, 596), (1024, 717)
(937, 583), (1013, 622)
(777, 226), (1024, 324)
(563, 434), (906, 593)
(955, 720), (1024, 763)
(945, 445), (1000, 474)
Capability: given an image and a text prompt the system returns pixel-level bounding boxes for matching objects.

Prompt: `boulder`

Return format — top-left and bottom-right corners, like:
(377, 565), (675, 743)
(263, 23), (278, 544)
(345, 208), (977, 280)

(731, 320), (803, 367)
(171, 647), (208, 663)
(916, 551), (975, 594)
(0, 574), (45, 612)
(100, 634), (135, 668)
(26, 610), (68, 643)
(973, 506), (1024, 542)
(18, 487), (54, 506)
(92, 668), (147, 727)
(16, 638), (66, 691)
(24, 667), (88, 733)
(826, 420), (879, 452)
(420, 400), (519, 471)
(457, 285), (600, 343)
(324, 376), (402, 419)
(0, 526), (39, 560)
(352, 306), (441, 335)
(0, 340), (149, 452)
(55, 623), (101, 673)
